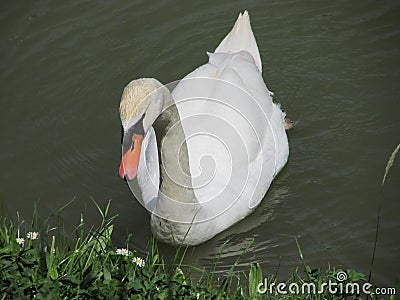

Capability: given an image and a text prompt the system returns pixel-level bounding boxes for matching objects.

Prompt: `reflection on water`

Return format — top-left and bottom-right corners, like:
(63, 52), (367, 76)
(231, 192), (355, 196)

(1, 1), (399, 286)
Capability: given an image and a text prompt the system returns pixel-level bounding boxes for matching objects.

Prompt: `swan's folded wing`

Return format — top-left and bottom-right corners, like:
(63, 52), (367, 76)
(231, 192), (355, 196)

(171, 50), (287, 209)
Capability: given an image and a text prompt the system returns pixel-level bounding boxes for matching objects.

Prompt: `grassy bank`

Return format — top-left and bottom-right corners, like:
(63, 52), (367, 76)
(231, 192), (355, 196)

(0, 200), (379, 300)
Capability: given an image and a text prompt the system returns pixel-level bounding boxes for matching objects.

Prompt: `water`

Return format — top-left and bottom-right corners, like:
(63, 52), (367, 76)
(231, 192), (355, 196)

(1, 0), (399, 286)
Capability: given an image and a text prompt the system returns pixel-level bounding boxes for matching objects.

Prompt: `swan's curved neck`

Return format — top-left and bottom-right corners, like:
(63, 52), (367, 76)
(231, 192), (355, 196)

(152, 92), (196, 205)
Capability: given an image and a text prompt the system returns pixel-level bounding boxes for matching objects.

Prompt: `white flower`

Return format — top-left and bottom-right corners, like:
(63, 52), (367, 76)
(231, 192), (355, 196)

(27, 232), (39, 240)
(132, 257), (145, 267)
(196, 292), (200, 299)
(16, 237), (25, 245)
(115, 248), (130, 256)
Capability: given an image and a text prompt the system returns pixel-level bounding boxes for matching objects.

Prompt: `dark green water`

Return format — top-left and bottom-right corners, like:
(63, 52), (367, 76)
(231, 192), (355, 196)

(1, 1), (399, 286)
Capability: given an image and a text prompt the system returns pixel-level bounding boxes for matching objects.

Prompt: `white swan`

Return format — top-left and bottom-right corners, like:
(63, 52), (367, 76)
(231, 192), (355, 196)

(119, 11), (289, 246)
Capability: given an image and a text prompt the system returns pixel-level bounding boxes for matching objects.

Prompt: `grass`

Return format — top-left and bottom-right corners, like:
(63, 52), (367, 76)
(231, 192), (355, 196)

(368, 143), (400, 285)
(0, 145), (398, 299)
(1, 200), (201, 299)
(0, 201), (387, 300)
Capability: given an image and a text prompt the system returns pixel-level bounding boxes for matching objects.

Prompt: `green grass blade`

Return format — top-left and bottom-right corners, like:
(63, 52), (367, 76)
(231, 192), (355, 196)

(248, 263), (263, 299)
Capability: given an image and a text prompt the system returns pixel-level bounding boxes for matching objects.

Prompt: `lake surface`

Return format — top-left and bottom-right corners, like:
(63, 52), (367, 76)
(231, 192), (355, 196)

(1, 0), (399, 287)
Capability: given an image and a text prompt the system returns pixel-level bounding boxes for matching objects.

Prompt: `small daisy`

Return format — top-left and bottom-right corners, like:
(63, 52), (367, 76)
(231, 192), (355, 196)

(132, 256), (145, 267)
(27, 231), (39, 240)
(115, 248), (130, 256)
(16, 237), (25, 246)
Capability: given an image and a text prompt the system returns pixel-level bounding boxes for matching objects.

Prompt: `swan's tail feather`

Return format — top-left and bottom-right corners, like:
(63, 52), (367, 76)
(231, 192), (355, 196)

(215, 10), (262, 72)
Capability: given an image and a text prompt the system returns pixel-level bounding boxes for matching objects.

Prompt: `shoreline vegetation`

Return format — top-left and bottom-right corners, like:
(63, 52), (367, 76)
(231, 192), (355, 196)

(0, 202), (367, 300)
(0, 144), (398, 299)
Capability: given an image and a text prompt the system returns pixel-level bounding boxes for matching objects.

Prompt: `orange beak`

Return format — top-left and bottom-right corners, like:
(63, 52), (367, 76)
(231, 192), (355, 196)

(119, 134), (143, 180)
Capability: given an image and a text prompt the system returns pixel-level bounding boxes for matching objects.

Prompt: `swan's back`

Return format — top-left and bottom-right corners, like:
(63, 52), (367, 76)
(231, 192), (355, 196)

(170, 11), (289, 231)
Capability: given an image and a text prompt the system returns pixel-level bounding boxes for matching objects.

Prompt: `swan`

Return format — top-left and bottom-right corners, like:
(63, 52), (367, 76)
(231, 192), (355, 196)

(119, 11), (289, 246)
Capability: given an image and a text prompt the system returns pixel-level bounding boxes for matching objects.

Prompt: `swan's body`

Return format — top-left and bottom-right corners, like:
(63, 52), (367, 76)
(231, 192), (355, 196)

(119, 11), (289, 245)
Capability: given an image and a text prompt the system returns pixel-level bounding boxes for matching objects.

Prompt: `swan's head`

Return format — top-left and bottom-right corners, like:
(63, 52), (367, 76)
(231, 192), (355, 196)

(119, 78), (166, 180)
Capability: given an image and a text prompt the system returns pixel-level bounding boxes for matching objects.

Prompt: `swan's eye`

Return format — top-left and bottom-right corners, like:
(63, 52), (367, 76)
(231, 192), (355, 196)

(122, 114), (146, 154)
